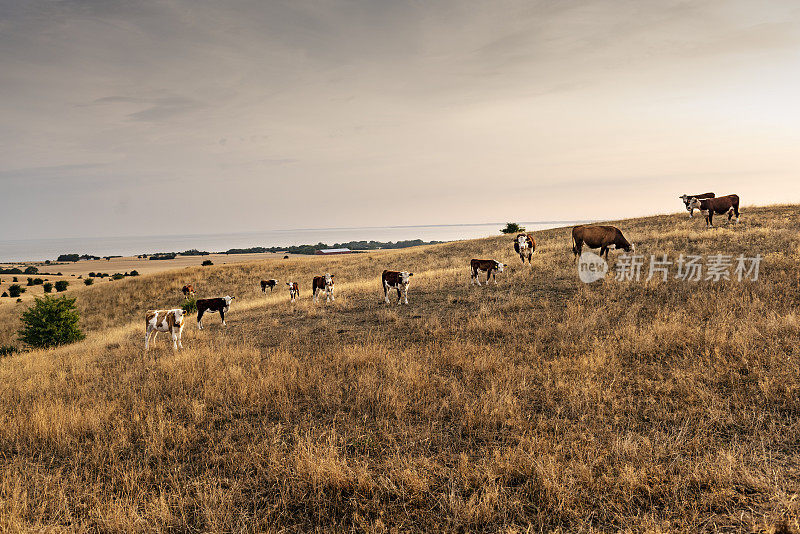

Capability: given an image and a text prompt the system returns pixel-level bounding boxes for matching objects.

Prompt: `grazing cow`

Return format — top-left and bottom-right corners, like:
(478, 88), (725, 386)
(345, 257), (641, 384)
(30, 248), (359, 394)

(688, 194), (740, 228)
(145, 308), (186, 351)
(312, 273), (335, 303)
(572, 225), (634, 260)
(260, 279), (278, 292)
(513, 233), (535, 264)
(197, 296), (234, 329)
(286, 281), (299, 302)
(181, 284), (195, 299)
(679, 192), (715, 217)
(470, 259), (504, 286)
(382, 270), (413, 304)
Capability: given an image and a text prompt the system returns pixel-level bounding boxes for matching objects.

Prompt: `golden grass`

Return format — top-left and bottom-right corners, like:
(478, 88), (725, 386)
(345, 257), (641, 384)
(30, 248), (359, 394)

(0, 204), (799, 531)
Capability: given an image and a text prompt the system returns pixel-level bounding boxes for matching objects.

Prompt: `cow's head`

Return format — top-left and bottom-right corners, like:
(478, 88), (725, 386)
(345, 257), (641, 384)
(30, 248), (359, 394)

(324, 273), (334, 287)
(625, 242), (635, 253)
(516, 235), (529, 249)
(224, 295), (234, 305)
(679, 194), (690, 204)
(173, 309), (187, 325)
(687, 197), (703, 210)
(495, 262), (505, 273)
(398, 271), (413, 285)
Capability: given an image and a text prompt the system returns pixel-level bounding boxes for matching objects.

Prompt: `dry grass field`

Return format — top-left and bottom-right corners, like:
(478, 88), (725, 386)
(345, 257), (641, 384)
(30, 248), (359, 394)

(0, 204), (798, 532)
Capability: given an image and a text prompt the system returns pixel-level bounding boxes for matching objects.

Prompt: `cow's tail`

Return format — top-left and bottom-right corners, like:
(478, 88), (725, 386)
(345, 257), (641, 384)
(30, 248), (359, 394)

(571, 234), (579, 257)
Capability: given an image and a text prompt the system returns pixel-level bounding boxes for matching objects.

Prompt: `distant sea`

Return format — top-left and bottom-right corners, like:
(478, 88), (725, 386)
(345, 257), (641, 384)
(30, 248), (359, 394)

(0, 221), (587, 263)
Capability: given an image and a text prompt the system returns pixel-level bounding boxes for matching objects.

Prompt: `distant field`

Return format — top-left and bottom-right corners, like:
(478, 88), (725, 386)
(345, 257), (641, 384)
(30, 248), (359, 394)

(0, 252), (298, 305)
(0, 205), (798, 531)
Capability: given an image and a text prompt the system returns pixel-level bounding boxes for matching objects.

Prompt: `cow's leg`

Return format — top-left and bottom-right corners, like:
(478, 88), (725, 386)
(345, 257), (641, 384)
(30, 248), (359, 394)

(220, 309), (226, 326)
(171, 328), (178, 350)
(395, 287), (402, 304)
(145, 325), (153, 350)
(707, 212), (713, 228)
(330, 288), (335, 302)
(177, 327), (183, 349)
(733, 203), (740, 223)
(473, 269), (481, 286)
(197, 308), (205, 329)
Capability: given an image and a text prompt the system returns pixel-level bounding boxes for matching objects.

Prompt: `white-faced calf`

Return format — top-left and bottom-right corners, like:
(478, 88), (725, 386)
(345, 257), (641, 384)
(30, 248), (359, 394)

(260, 279), (278, 292)
(145, 308), (186, 351)
(312, 273), (335, 303)
(197, 296), (234, 329)
(470, 259), (504, 286)
(382, 270), (413, 304)
(286, 281), (299, 302)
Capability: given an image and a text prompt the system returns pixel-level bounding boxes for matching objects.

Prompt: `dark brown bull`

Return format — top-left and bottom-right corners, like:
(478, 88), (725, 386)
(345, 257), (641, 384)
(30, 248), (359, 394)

(688, 194), (740, 228)
(513, 233), (535, 264)
(572, 225), (633, 260)
(260, 279), (278, 292)
(679, 192), (715, 217)
(470, 259), (504, 286)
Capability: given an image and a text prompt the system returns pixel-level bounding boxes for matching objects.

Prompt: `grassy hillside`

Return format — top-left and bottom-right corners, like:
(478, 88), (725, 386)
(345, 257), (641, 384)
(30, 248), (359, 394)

(0, 205), (799, 532)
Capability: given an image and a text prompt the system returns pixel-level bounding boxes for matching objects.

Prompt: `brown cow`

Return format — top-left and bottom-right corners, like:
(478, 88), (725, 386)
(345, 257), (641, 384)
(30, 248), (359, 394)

(286, 281), (299, 302)
(145, 308), (187, 351)
(470, 259), (504, 286)
(679, 192), (715, 217)
(181, 284), (195, 299)
(260, 279), (278, 292)
(688, 194), (740, 228)
(312, 273), (335, 303)
(382, 270), (413, 304)
(572, 225), (634, 260)
(513, 233), (535, 264)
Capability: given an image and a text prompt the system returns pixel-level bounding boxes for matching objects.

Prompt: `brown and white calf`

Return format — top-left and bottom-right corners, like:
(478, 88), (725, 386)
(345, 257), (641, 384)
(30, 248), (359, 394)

(312, 274), (335, 303)
(286, 281), (299, 302)
(679, 192), (715, 217)
(513, 233), (535, 264)
(197, 296), (234, 329)
(181, 284), (195, 299)
(382, 270), (413, 304)
(470, 259), (504, 286)
(260, 279), (278, 292)
(145, 308), (187, 350)
(688, 194), (740, 228)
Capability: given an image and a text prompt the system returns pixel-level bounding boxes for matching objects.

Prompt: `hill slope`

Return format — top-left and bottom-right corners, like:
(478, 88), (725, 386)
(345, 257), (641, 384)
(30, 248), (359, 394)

(1, 205), (799, 531)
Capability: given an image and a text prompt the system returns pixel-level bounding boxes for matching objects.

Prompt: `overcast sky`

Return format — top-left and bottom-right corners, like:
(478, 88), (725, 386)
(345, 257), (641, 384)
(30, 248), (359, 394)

(1, 0), (799, 240)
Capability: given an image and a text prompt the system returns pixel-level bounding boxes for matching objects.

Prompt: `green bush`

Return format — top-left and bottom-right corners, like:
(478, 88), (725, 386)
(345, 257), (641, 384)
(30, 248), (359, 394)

(26, 278), (34, 286)
(112, 273), (125, 280)
(54, 280), (69, 292)
(202, 259), (213, 266)
(500, 222), (525, 234)
(43, 282), (53, 293)
(18, 295), (85, 348)
(181, 297), (198, 315)
(1, 292), (7, 298)
(12, 277), (18, 282)
(0, 345), (17, 357)
(129, 270), (139, 276)
(84, 278), (94, 286)
(8, 284), (24, 298)
(24, 266), (38, 274)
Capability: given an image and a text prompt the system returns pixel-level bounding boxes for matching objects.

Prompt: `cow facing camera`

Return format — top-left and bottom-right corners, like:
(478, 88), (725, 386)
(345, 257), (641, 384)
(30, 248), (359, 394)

(578, 251), (608, 283)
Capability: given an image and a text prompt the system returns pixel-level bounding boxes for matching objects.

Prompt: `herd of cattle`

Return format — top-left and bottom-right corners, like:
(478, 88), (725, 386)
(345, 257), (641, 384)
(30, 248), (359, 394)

(145, 192), (739, 350)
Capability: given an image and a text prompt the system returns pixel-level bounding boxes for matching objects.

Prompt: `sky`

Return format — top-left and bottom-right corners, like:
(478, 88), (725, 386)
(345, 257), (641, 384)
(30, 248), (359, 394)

(1, 0), (799, 240)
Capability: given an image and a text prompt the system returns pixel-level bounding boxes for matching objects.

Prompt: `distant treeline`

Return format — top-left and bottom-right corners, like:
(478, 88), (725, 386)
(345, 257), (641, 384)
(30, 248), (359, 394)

(57, 254), (122, 262)
(224, 239), (442, 256)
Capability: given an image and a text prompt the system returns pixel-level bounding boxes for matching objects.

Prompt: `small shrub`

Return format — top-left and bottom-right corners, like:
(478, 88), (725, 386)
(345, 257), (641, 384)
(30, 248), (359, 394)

(84, 278), (94, 286)
(54, 280), (69, 292)
(8, 284), (25, 298)
(202, 260), (213, 266)
(16, 298), (22, 303)
(182, 297), (198, 314)
(0, 345), (17, 357)
(500, 222), (525, 234)
(18, 295), (85, 348)
(88, 272), (96, 277)
(43, 282), (53, 293)
(1, 292), (7, 298)
(24, 266), (38, 274)
(112, 273), (125, 280)
(32, 278), (43, 285)
(12, 277), (18, 282)
(129, 270), (139, 276)
(26, 278), (34, 286)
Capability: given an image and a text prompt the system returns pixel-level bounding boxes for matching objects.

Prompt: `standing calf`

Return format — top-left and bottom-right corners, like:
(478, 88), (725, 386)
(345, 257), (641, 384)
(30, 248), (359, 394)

(312, 274), (335, 303)
(286, 281), (299, 302)
(470, 259), (504, 286)
(145, 308), (186, 351)
(197, 296), (234, 329)
(382, 270), (413, 304)
(260, 279), (278, 292)
(679, 192), (715, 217)
(513, 233), (535, 264)
(181, 285), (195, 299)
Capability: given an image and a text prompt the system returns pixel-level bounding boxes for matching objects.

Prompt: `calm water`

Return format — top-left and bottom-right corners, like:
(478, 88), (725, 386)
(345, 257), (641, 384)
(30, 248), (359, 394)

(0, 221), (585, 263)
